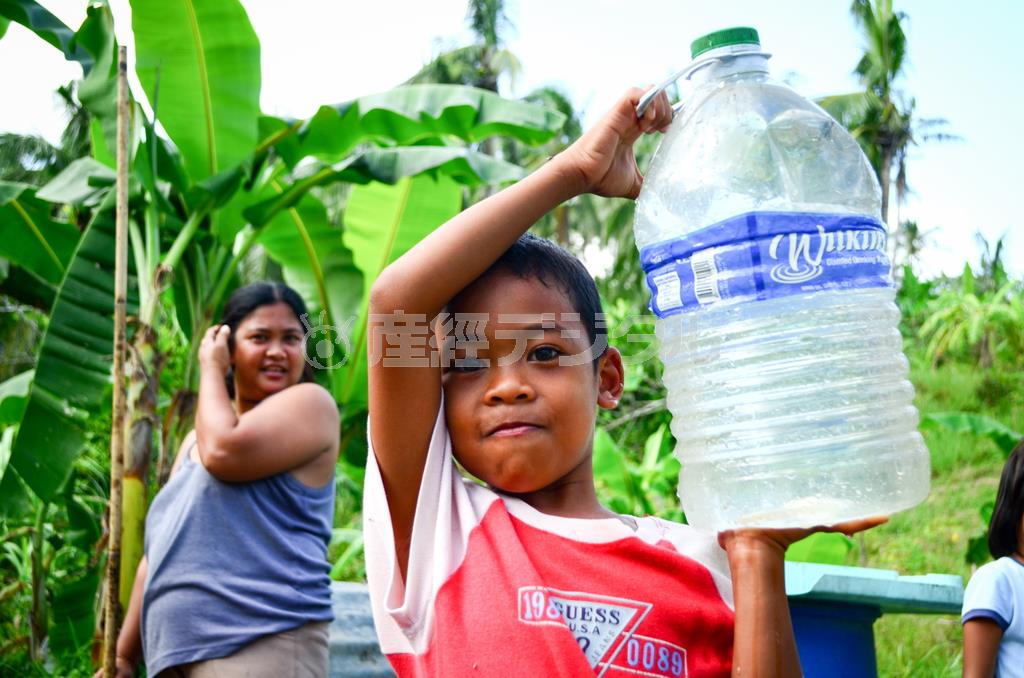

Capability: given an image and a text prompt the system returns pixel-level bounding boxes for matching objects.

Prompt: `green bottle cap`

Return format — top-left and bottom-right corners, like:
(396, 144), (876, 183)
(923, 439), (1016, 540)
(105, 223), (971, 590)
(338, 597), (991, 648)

(690, 27), (761, 59)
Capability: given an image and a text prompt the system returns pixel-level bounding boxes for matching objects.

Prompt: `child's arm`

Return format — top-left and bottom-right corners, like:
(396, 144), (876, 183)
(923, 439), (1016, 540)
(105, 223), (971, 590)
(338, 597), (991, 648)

(367, 87), (673, 579)
(721, 517), (886, 677)
(962, 618), (1002, 678)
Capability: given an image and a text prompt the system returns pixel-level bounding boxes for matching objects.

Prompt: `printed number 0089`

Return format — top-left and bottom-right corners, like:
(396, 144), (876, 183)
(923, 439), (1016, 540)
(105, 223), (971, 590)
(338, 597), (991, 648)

(625, 638), (683, 677)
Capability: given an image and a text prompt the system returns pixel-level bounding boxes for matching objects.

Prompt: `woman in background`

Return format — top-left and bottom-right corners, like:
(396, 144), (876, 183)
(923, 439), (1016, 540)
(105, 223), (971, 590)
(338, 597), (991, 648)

(101, 282), (340, 678)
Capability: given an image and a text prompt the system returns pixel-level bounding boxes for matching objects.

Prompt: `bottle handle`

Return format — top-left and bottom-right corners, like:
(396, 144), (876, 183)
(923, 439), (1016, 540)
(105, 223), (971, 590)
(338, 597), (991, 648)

(635, 47), (772, 118)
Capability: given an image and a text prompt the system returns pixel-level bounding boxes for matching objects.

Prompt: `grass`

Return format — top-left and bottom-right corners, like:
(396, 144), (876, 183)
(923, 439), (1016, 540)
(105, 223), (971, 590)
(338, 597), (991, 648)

(854, 359), (1021, 677)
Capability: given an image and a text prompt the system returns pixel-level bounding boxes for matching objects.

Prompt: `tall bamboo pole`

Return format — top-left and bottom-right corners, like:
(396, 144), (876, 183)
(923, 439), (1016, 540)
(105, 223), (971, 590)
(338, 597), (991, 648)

(102, 45), (130, 678)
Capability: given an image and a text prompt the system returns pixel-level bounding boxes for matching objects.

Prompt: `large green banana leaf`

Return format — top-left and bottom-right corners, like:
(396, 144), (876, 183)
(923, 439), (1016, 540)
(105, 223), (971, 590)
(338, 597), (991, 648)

(922, 412), (1021, 456)
(130, 0), (260, 181)
(296, 84), (567, 163)
(0, 0), (91, 67)
(0, 370), (32, 494)
(217, 131), (530, 245)
(0, 426), (26, 515)
(35, 158), (115, 206)
(256, 190), (363, 353)
(242, 146), (523, 233)
(0, 182), (81, 285)
(2, 203), (138, 511)
(74, 3), (118, 163)
(336, 174), (463, 406)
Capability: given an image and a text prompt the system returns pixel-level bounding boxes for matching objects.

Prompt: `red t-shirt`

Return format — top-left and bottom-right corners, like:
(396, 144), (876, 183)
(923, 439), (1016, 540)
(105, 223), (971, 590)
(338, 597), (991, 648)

(364, 408), (735, 677)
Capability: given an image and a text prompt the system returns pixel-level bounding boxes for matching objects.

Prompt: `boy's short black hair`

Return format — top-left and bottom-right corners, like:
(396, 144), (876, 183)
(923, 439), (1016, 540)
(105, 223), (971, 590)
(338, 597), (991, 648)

(483, 233), (606, 357)
(988, 440), (1024, 559)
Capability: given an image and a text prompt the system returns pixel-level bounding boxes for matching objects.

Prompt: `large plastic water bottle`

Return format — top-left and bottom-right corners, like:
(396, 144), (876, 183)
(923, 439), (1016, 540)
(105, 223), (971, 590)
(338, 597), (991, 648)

(634, 27), (930, 531)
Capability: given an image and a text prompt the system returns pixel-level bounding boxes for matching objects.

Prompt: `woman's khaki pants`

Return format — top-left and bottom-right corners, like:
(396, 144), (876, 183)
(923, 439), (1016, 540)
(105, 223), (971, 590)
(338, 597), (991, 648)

(156, 620), (330, 678)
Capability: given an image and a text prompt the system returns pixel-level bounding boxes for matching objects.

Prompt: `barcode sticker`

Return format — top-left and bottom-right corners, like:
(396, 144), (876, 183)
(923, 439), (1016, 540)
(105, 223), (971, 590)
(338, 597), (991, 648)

(690, 250), (721, 305)
(652, 271), (682, 312)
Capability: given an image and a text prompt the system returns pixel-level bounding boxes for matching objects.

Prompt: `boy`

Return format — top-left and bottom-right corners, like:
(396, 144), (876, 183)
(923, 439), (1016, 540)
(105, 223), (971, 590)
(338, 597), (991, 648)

(364, 87), (881, 676)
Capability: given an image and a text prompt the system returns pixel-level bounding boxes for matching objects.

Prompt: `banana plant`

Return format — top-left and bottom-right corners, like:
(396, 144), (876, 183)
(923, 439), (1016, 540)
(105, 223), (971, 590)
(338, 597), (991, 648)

(919, 270), (1023, 369)
(0, 0), (565, 642)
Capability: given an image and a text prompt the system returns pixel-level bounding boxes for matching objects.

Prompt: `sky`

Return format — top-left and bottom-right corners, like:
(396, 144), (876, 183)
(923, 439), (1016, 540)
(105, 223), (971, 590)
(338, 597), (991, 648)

(2, 0), (1021, 277)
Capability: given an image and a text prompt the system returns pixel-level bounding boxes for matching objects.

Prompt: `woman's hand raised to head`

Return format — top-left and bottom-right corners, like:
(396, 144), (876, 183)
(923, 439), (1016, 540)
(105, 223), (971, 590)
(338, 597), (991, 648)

(554, 86), (674, 200)
(199, 324), (231, 376)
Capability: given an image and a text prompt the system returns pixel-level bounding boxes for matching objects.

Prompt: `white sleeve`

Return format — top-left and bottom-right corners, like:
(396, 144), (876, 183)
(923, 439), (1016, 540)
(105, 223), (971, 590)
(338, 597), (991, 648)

(649, 517), (734, 610)
(362, 401), (498, 654)
(962, 560), (1014, 631)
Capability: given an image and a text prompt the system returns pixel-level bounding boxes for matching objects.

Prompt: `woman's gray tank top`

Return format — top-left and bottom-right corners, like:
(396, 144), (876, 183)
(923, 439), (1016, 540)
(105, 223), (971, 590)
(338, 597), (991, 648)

(141, 445), (335, 676)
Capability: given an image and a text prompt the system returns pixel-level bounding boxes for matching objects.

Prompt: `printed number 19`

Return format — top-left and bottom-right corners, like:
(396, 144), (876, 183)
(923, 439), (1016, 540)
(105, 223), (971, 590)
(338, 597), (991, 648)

(520, 590), (558, 621)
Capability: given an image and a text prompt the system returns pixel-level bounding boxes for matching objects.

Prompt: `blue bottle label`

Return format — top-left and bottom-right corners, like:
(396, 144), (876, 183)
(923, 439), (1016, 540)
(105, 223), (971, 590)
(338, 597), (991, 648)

(640, 211), (893, 317)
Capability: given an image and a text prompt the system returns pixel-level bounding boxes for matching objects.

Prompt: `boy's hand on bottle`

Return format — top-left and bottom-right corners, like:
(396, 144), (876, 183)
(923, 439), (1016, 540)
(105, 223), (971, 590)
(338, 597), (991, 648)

(555, 86), (674, 200)
(718, 516), (889, 560)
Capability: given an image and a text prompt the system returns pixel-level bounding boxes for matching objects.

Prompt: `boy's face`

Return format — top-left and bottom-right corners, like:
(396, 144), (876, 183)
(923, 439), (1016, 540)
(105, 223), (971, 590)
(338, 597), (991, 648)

(442, 270), (623, 495)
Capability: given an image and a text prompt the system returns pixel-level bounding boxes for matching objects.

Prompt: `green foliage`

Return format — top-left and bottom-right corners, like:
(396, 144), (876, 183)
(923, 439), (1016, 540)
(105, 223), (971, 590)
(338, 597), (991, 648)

(597, 294), (669, 450)
(0, 302), (45, 383)
(405, 0), (519, 92)
(130, 0), (262, 181)
(298, 85), (563, 162)
(255, 188), (361, 351)
(921, 412), (1021, 457)
(921, 411), (1021, 566)
(3, 209), (136, 510)
(785, 533), (855, 565)
(895, 264), (935, 335)
(919, 275), (1024, 368)
(0, 463), (106, 670)
(593, 424), (683, 522)
(0, 182), (81, 285)
(337, 174), (462, 408)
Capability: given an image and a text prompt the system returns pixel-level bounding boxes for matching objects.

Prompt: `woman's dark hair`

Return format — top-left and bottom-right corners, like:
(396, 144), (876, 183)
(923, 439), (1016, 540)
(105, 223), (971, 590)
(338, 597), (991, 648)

(219, 282), (315, 398)
(988, 440), (1024, 559)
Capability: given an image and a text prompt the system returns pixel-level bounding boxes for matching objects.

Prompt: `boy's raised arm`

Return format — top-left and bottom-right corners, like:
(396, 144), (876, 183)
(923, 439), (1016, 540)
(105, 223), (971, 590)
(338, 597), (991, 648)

(367, 87), (673, 577)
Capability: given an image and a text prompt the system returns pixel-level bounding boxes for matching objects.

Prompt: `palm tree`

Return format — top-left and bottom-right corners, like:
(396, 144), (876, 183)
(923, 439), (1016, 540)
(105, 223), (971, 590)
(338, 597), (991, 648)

(818, 0), (954, 226)
(850, 0), (908, 225)
(406, 0), (520, 92)
(0, 82), (90, 185)
(975, 232), (1010, 294)
(891, 219), (932, 272)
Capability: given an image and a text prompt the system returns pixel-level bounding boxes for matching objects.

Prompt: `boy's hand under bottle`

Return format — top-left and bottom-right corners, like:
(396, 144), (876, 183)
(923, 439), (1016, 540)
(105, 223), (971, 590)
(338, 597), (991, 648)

(552, 86), (674, 200)
(718, 516), (890, 560)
